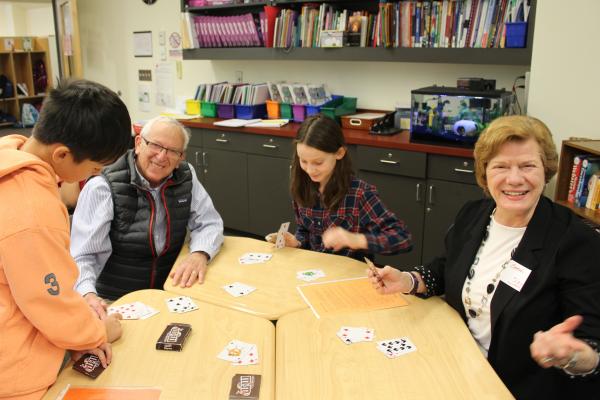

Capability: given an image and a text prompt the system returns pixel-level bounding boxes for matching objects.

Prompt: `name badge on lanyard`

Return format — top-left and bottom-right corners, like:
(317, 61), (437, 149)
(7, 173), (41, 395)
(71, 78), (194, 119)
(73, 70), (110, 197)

(500, 260), (532, 292)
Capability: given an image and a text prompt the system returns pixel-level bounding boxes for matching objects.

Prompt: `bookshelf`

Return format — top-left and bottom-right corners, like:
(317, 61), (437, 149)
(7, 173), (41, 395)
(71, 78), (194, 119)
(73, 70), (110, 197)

(181, 0), (536, 66)
(555, 140), (600, 226)
(0, 37), (53, 128)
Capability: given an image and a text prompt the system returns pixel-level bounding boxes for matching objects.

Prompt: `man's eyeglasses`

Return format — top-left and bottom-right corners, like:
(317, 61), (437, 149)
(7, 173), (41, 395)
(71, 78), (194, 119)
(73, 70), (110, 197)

(141, 136), (184, 159)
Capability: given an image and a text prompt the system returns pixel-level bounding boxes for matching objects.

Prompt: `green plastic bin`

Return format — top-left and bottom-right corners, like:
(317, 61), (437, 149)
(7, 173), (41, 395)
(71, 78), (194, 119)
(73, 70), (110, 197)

(200, 101), (217, 118)
(320, 97), (357, 122)
(280, 103), (293, 120)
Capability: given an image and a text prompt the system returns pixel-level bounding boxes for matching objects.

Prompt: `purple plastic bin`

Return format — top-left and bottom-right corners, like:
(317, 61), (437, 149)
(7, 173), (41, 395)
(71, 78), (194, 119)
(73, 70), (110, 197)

(292, 104), (306, 123)
(217, 103), (235, 119)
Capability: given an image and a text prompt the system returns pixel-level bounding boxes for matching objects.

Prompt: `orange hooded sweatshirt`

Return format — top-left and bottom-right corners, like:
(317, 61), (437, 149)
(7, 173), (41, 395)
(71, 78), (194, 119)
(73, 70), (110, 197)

(0, 135), (106, 399)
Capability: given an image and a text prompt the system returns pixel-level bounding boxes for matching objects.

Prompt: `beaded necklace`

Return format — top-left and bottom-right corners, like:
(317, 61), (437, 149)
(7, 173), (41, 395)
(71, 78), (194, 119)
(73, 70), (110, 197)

(464, 213), (518, 319)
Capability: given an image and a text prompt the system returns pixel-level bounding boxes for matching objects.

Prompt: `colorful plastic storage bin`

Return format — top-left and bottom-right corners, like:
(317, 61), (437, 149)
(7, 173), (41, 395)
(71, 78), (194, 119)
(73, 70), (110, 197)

(217, 103), (236, 119)
(185, 99), (200, 115)
(321, 96), (357, 121)
(280, 103), (293, 120)
(266, 100), (280, 119)
(235, 103), (267, 119)
(292, 104), (306, 123)
(505, 22), (527, 48)
(200, 101), (217, 118)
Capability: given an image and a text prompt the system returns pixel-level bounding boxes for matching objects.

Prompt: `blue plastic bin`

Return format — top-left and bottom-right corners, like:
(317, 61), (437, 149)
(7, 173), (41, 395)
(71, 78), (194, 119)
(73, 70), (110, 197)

(235, 104), (267, 119)
(505, 22), (527, 48)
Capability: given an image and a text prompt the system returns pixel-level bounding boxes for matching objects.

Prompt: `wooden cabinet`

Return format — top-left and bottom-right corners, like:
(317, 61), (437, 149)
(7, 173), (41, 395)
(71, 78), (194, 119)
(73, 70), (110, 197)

(187, 128), (297, 235)
(246, 134), (295, 236)
(555, 140), (600, 227)
(357, 148), (483, 268)
(0, 37), (53, 128)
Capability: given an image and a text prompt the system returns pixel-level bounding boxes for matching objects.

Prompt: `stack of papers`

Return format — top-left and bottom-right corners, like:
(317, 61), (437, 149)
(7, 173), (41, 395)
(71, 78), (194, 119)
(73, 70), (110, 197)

(213, 119), (289, 128)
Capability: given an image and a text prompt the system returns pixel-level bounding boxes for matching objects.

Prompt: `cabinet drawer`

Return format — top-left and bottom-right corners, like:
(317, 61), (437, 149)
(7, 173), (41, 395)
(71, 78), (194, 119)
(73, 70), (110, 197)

(356, 146), (426, 178)
(188, 128), (203, 147)
(245, 134), (294, 159)
(428, 155), (477, 185)
(203, 130), (249, 152)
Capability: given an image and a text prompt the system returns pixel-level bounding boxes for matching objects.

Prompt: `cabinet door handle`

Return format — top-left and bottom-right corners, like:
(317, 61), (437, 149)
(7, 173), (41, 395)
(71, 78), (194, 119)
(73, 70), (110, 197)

(194, 151), (200, 167)
(428, 185), (435, 205)
(215, 138), (229, 143)
(379, 159), (398, 165)
(453, 168), (474, 174)
(416, 183), (421, 202)
(262, 144), (278, 149)
(202, 151), (207, 167)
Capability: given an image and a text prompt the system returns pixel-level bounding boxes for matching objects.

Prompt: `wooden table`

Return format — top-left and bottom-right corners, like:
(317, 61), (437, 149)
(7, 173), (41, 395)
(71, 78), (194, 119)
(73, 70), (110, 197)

(276, 296), (514, 400)
(164, 236), (368, 320)
(43, 289), (275, 400)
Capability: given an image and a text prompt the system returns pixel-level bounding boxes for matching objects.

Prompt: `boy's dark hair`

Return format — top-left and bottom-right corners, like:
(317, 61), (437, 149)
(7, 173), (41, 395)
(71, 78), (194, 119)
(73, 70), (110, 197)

(33, 79), (131, 163)
(290, 115), (353, 210)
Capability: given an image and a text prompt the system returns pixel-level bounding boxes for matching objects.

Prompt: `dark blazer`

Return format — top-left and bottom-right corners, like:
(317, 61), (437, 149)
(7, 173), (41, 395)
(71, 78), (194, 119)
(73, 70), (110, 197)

(426, 196), (600, 400)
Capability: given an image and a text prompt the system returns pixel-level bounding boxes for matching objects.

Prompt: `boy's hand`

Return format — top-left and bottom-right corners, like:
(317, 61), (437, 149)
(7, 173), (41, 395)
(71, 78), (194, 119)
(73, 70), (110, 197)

(70, 343), (113, 368)
(104, 314), (122, 343)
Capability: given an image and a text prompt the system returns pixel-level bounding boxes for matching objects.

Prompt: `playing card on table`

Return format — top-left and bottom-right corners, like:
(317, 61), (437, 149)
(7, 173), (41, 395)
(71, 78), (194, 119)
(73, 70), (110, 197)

(376, 337), (417, 358)
(296, 269), (326, 282)
(218, 340), (260, 366)
(238, 252), (272, 265)
(165, 296), (199, 313)
(136, 302), (160, 319)
(336, 326), (375, 344)
(275, 222), (290, 249)
(223, 282), (256, 297)
(107, 302), (143, 320)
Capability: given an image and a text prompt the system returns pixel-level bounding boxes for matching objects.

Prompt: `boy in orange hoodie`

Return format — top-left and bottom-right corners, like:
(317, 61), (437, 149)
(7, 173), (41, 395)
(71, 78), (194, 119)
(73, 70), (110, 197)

(0, 80), (132, 400)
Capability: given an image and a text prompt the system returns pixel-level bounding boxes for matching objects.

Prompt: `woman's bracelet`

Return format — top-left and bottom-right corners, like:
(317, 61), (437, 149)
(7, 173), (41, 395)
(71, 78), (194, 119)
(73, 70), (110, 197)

(402, 271), (418, 295)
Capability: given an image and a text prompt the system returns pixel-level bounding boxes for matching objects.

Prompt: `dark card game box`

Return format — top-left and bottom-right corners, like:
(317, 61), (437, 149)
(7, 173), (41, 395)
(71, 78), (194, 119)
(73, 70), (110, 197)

(156, 323), (192, 351)
(72, 353), (105, 379)
(229, 374), (261, 400)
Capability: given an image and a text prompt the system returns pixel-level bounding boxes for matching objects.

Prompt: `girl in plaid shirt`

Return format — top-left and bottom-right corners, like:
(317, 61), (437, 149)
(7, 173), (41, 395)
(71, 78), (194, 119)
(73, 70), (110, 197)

(268, 115), (412, 261)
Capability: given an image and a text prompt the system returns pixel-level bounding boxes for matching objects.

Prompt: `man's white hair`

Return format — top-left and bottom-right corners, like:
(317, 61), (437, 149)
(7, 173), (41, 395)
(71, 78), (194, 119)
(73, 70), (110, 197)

(140, 115), (191, 150)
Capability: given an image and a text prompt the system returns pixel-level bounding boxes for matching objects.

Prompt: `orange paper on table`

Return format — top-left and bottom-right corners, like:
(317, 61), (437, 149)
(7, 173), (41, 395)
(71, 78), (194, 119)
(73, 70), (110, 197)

(61, 387), (161, 400)
(297, 277), (408, 318)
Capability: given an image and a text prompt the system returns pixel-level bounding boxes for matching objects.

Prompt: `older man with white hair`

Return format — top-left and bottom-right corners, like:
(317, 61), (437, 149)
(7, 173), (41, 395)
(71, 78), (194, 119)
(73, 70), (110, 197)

(71, 116), (223, 318)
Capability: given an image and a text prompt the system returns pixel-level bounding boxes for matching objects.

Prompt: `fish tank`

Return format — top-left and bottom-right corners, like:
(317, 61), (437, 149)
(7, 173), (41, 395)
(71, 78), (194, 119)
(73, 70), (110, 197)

(410, 86), (513, 147)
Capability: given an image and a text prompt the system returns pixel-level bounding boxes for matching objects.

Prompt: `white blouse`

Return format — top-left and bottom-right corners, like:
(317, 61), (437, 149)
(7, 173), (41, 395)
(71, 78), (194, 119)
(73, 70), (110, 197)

(462, 215), (525, 357)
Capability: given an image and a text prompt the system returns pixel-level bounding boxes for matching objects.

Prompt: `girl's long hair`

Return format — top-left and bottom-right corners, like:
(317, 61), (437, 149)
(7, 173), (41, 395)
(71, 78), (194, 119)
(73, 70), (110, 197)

(290, 115), (353, 210)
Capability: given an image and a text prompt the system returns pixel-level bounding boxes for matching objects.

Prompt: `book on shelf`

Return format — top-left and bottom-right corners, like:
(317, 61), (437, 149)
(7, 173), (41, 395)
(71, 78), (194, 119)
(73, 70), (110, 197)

(585, 172), (600, 210)
(568, 154), (587, 204)
(575, 157), (600, 208)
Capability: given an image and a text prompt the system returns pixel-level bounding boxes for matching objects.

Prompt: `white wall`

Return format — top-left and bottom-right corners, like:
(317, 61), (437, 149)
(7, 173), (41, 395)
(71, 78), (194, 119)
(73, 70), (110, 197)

(0, 1), (53, 35)
(527, 0), (600, 195)
(77, 0), (528, 123)
(0, 4), (17, 35)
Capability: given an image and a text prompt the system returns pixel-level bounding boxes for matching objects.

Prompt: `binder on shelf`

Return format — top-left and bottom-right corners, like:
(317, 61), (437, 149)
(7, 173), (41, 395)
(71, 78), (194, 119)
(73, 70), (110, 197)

(264, 5), (280, 48)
